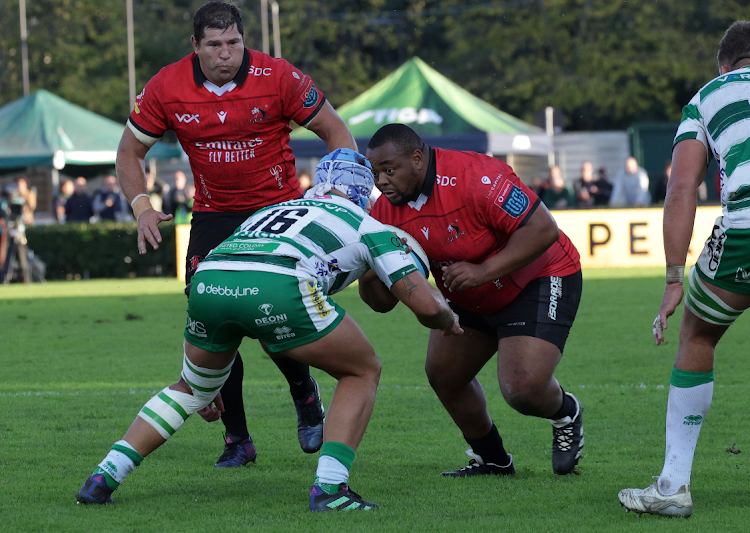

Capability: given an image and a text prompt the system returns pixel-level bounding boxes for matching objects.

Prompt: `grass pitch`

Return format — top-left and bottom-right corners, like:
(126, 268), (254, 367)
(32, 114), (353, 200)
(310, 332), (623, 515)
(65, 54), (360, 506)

(1, 272), (749, 532)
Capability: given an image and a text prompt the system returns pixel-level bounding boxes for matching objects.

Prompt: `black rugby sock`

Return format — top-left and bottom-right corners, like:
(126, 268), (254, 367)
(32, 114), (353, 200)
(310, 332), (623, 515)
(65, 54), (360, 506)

(272, 357), (314, 399)
(219, 353), (250, 440)
(465, 424), (511, 466)
(550, 387), (577, 421)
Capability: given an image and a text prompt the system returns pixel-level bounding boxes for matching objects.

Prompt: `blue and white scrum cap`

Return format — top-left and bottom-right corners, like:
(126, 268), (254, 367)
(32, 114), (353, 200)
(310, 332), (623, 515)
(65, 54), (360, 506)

(310, 148), (374, 210)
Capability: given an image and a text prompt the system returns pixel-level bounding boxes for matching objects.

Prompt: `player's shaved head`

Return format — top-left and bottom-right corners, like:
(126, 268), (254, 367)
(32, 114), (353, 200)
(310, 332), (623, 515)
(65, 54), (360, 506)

(194, 1), (244, 44)
(718, 21), (750, 70)
(368, 124), (424, 158)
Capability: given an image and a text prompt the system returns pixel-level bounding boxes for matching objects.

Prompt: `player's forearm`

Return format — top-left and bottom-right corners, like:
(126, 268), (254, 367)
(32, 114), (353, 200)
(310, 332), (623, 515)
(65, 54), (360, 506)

(480, 209), (559, 281)
(662, 139), (709, 267)
(358, 270), (398, 312)
(662, 179), (698, 266)
(116, 153), (148, 203)
(415, 294), (455, 330)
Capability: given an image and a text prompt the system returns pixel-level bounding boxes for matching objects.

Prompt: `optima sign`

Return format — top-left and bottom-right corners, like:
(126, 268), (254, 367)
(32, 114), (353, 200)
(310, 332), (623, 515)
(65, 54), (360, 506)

(348, 107), (443, 126)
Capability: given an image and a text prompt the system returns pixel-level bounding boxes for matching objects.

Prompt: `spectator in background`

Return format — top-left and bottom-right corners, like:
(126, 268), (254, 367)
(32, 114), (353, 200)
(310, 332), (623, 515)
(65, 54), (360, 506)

(93, 174), (131, 221)
(168, 172), (192, 222)
(541, 165), (573, 209)
(298, 170), (312, 191)
(529, 176), (546, 197)
(16, 177), (37, 225)
(174, 184), (195, 225)
(574, 161), (598, 208)
(652, 161), (671, 204)
(65, 177), (94, 222)
(146, 172), (169, 213)
(610, 157), (650, 207)
(592, 167), (613, 206)
(55, 179), (75, 223)
(164, 171), (188, 216)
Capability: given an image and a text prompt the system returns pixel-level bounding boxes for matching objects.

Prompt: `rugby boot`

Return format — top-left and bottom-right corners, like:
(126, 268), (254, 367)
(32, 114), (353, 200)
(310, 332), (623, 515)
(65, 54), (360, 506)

(618, 479), (693, 517)
(310, 484), (379, 512)
(76, 473), (116, 505)
(214, 434), (257, 468)
(294, 377), (325, 453)
(441, 450), (516, 477)
(551, 392), (584, 475)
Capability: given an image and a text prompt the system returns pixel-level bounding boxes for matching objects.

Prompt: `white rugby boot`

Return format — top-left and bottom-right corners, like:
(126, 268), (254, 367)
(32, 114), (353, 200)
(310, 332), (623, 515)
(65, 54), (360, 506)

(618, 478), (693, 517)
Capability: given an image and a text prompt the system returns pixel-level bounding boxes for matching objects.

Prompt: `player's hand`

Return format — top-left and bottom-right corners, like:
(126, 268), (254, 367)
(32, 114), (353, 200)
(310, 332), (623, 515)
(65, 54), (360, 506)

(137, 208), (173, 255)
(653, 283), (684, 346)
(441, 262), (487, 292)
(197, 393), (225, 422)
(442, 311), (464, 336)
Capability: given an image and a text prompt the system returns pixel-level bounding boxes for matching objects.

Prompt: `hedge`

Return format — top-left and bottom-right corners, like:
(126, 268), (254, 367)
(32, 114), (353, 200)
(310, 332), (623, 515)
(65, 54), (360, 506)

(25, 222), (177, 280)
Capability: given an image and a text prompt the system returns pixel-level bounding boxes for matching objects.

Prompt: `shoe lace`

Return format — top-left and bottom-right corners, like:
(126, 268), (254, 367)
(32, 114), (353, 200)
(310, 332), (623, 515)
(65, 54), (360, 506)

(553, 424), (574, 452)
(217, 440), (240, 463)
(296, 395), (324, 426)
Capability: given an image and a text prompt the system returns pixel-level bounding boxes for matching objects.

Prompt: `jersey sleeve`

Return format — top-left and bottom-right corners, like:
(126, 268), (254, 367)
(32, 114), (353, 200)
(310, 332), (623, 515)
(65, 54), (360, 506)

(473, 163), (540, 235)
(127, 73), (169, 147)
(673, 93), (709, 160)
(359, 219), (417, 289)
(279, 61), (326, 127)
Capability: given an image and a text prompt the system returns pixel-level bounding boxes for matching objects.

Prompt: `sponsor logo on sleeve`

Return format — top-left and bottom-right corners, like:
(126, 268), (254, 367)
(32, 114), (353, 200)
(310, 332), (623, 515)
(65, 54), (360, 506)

(303, 85), (320, 108)
(481, 176), (491, 184)
(494, 179), (529, 218)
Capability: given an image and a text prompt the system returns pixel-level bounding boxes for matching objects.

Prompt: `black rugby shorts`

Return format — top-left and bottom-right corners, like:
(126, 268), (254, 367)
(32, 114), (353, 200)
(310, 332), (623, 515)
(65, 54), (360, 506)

(449, 270), (582, 353)
(185, 211), (257, 286)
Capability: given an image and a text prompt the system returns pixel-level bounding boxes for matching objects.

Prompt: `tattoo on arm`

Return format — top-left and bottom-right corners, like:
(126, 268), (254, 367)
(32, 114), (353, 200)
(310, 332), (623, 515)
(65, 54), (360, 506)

(400, 275), (419, 299)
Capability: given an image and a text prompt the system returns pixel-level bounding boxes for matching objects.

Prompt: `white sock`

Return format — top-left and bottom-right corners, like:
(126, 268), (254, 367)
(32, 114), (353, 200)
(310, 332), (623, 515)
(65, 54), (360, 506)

(658, 382), (713, 495)
(315, 455), (349, 486)
(97, 440), (138, 485)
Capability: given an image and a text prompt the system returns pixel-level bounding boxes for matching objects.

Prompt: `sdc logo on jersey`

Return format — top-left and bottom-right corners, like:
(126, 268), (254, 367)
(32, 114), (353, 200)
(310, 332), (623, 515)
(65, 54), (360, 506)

(248, 65), (273, 76)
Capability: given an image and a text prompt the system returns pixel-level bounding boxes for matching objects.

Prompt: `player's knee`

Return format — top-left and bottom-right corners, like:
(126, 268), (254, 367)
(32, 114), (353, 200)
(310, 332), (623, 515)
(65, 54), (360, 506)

(499, 379), (548, 415)
(137, 353), (234, 440)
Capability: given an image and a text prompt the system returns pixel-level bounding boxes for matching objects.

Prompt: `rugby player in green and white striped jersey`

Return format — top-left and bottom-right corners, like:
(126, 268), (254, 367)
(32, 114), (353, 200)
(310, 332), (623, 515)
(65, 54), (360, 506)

(619, 21), (750, 518)
(77, 149), (462, 511)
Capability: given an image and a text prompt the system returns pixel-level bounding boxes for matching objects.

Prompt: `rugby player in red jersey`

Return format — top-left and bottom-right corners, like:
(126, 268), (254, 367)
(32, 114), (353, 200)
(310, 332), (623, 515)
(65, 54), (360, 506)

(116, 1), (357, 467)
(361, 124), (585, 476)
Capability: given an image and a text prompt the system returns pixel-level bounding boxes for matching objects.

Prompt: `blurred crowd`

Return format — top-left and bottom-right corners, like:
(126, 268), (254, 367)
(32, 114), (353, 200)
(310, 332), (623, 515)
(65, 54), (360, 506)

(534, 157), (709, 210)
(50, 171), (195, 225)
(2, 159), (715, 228)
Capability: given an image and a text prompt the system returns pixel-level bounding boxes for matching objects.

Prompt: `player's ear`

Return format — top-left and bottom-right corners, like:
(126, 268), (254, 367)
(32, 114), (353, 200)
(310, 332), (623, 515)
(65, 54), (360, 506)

(190, 35), (199, 51)
(411, 148), (423, 170)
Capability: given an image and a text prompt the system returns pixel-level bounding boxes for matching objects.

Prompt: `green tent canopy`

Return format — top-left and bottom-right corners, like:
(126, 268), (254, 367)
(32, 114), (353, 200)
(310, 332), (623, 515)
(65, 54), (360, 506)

(0, 89), (181, 170)
(290, 57), (550, 156)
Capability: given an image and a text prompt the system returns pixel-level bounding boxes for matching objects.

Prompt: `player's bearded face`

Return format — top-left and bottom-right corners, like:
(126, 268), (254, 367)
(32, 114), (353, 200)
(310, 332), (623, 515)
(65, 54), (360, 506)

(367, 143), (423, 207)
(192, 25), (245, 86)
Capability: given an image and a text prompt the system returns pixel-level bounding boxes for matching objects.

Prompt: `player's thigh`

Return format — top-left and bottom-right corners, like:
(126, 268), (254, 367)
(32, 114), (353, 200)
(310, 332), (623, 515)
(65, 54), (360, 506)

(281, 314), (380, 380)
(678, 264), (750, 368)
(496, 335), (561, 392)
(425, 324), (498, 388)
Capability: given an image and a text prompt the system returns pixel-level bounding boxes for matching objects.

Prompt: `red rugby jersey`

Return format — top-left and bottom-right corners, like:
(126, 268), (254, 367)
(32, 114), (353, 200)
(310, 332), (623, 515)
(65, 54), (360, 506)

(128, 49), (325, 212)
(370, 148), (581, 314)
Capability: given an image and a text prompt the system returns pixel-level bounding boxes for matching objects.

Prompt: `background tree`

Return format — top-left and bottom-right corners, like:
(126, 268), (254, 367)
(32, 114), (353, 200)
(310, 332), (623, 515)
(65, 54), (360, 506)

(0, 0), (746, 129)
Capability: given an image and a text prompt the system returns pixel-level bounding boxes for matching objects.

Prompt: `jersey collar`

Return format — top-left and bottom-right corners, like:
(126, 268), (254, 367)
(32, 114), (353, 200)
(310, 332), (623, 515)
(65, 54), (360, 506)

(192, 48), (251, 88)
(407, 148), (437, 211)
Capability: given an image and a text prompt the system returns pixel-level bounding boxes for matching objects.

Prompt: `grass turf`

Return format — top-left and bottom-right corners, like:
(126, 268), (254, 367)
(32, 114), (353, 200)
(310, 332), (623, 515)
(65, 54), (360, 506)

(1, 273), (748, 532)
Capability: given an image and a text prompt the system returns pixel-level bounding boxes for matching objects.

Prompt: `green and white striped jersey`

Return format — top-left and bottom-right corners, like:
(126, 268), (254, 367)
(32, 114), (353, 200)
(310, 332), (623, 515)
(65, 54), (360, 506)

(675, 65), (750, 226)
(196, 195), (417, 294)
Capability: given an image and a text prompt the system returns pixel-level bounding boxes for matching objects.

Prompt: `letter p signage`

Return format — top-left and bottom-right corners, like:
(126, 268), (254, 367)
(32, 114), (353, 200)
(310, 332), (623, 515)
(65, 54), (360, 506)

(589, 223), (611, 256)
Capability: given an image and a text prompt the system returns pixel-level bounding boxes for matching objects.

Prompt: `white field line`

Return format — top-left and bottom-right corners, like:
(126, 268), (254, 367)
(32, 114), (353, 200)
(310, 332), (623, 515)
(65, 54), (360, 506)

(5, 382), (748, 398)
